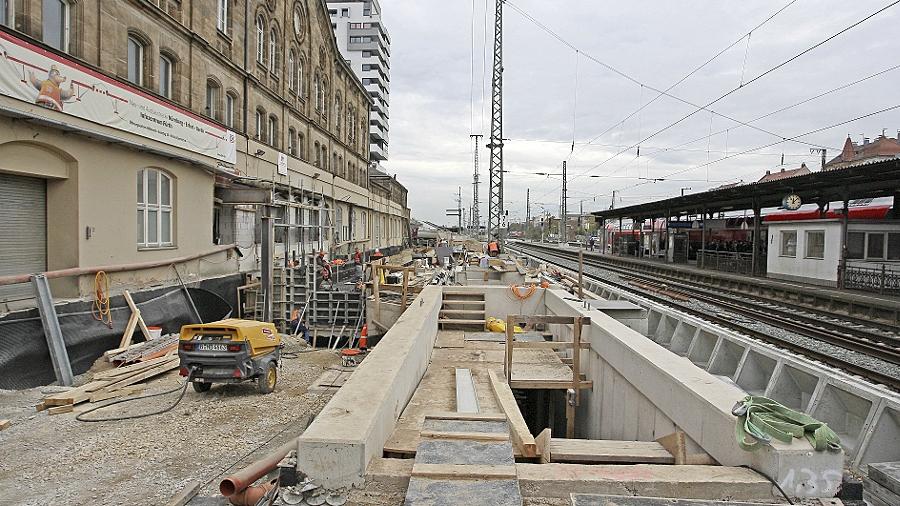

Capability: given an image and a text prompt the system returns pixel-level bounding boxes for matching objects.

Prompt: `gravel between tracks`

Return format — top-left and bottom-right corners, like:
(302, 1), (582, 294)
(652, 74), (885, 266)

(0, 342), (339, 506)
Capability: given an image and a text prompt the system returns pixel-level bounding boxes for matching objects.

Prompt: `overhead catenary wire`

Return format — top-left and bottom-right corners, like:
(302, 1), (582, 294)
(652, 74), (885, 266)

(573, 0), (900, 181)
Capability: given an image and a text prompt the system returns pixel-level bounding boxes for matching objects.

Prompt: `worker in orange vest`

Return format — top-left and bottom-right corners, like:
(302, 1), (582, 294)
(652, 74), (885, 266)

(487, 238), (500, 257)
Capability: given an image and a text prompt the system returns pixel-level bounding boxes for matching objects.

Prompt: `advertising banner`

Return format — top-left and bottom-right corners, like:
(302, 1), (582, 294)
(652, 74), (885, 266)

(0, 30), (237, 164)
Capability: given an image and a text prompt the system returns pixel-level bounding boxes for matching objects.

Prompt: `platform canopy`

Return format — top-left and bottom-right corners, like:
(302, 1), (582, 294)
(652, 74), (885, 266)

(591, 157), (900, 221)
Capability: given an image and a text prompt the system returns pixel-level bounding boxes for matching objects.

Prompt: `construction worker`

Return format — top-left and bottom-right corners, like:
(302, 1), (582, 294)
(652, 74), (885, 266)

(316, 251), (332, 282)
(354, 247), (363, 281)
(487, 238), (500, 257)
(372, 248), (384, 260)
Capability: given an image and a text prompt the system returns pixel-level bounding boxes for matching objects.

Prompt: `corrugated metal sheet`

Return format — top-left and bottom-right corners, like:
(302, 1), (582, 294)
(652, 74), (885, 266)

(0, 173), (47, 302)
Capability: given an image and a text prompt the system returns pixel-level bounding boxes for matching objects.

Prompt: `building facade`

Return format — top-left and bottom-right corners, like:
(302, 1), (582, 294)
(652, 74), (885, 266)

(0, 0), (409, 308)
(327, 0), (389, 163)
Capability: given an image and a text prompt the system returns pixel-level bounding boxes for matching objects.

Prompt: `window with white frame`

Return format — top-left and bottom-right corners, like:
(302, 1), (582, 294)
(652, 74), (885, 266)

(159, 55), (173, 99)
(267, 115), (277, 146)
(805, 230), (825, 259)
(137, 168), (174, 248)
(255, 15), (266, 64)
(43, 0), (70, 52)
(216, 0), (229, 34)
(269, 28), (278, 74)
(205, 80), (220, 120)
(127, 35), (145, 85)
(1, 0), (10, 27)
(780, 230), (797, 257)
(225, 92), (236, 128)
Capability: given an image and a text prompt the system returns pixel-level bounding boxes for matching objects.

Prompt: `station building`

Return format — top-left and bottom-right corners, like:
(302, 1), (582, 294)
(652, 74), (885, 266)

(0, 0), (410, 309)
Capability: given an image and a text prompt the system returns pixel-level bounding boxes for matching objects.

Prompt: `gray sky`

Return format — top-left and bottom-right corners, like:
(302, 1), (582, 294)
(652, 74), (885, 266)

(379, 0), (900, 225)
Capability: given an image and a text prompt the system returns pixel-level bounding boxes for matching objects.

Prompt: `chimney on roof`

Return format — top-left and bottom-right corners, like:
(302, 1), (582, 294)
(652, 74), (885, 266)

(780, 168), (785, 172)
(864, 137), (870, 145)
(765, 170), (771, 175)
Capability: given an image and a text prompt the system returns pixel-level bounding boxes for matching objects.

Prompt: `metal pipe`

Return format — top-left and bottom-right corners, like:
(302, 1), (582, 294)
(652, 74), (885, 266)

(219, 438), (297, 497)
(0, 244), (237, 286)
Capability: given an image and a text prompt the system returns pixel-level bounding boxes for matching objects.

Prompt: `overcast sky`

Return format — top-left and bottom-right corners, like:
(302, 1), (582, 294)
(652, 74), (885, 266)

(377, 0), (900, 225)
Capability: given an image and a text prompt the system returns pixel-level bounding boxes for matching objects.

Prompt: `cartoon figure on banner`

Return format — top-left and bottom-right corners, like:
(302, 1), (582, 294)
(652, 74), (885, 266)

(28, 65), (75, 111)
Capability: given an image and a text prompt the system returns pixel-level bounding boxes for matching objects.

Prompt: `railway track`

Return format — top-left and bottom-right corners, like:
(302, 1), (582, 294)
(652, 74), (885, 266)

(509, 241), (900, 390)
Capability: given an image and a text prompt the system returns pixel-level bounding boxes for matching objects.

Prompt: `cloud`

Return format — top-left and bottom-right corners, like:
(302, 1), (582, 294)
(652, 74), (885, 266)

(379, 0), (900, 223)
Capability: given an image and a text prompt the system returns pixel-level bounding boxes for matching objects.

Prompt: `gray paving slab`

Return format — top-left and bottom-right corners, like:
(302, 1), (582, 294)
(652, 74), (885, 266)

(415, 439), (516, 465)
(464, 331), (545, 342)
(422, 418), (509, 434)
(404, 478), (522, 506)
(869, 461), (900, 496)
(570, 495), (781, 506)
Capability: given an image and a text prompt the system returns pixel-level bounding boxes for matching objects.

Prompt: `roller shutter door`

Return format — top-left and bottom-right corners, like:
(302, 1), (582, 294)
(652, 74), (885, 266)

(0, 173), (47, 302)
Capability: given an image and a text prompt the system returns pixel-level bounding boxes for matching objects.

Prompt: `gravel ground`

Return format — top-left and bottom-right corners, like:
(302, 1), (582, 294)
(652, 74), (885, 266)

(513, 243), (900, 384)
(0, 341), (339, 506)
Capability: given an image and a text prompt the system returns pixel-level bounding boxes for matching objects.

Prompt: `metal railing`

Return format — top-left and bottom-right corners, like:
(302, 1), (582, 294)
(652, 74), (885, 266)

(841, 262), (900, 294)
(699, 250), (758, 275)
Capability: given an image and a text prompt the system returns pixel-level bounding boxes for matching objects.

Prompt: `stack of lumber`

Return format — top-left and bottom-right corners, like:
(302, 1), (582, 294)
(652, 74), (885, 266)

(106, 334), (179, 364)
(866, 462), (900, 506)
(37, 354), (179, 415)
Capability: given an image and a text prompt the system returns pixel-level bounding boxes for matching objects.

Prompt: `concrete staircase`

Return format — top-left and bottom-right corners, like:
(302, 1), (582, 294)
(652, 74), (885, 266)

(440, 291), (486, 331)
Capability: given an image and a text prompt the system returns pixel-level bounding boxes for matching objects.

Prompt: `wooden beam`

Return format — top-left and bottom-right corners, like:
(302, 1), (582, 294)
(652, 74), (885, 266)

(511, 341), (591, 350)
(488, 369), (537, 457)
(506, 315), (591, 325)
(424, 412), (507, 422)
(536, 428), (552, 464)
(419, 430), (509, 442)
(166, 481), (201, 506)
(47, 404), (74, 415)
(0, 419), (10, 431)
(410, 463), (517, 481)
(504, 317), (514, 382)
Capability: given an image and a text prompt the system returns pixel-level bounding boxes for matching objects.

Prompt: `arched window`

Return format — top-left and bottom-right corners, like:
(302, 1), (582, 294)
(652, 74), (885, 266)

(267, 115), (278, 147)
(225, 91), (237, 128)
(335, 95), (342, 131)
(137, 168), (174, 248)
(269, 27), (279, 74)
(255, 108), (265, 140)
(205, 79), (220, 119)
(288, 127), (297, 156)
(313, 75), (321, 110)
(298, 132), (305, 160)
(158, 55), (173, 99)
(338, 155), (343, 178)
(288, 50), (296, 91)
(127, 35), (145, 86)
(255, 15), (266, 64)
(322, 146), (328, 171)
(42, 0), (71, 52)
(297, 56), (305, 96)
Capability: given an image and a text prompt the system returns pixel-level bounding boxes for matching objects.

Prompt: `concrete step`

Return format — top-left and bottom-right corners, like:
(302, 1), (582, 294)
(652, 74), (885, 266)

(439, 319), (486, 330)
(441, 300), (486, 307)
(443, 291), (485, 301)
(440, 309), (486, 317)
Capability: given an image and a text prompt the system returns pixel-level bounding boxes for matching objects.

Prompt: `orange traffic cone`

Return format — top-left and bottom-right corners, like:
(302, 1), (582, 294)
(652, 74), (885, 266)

(359, 324), (368, 350)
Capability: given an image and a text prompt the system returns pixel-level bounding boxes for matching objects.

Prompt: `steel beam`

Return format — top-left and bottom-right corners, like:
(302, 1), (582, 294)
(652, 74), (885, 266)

(487, 0), (504, 241)
(31, 274), (74, 386)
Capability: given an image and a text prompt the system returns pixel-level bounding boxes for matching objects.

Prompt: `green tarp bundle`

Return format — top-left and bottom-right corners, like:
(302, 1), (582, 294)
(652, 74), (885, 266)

(733, 395), (841, 452)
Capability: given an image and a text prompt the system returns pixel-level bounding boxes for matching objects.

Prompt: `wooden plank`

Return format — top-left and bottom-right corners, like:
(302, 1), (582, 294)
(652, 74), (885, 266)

(424, 412), (507, 422)
(94, 354), (176, 379)
(43, 380), (114, 406)
(510, 379), (593, 390)
(536, 428), (552, 464)
(511, 341), (591, 350)
(35, 401), (46, 412)
(47, 404), (74, 415)
(89, 386), (145, 403)
(103, 359), (179, 391)
(410, 463), (517, 481)
(571, 316), (583, 439)
(125, 290), (154, 343)
(505, 318), (514, 382)
(118, 313), (139, 350)
(549, 438), (676, 464)
(506, 315), (592, 325)
(656, 431), (686, 464)
(419, 430), (509, 442)
(0, 419), (10, 430)
(166, 481), (201, 506)
(488, 369), (537, 458)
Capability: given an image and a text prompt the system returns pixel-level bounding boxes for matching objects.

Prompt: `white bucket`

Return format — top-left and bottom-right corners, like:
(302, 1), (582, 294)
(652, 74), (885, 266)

(147, 326), (163, 339)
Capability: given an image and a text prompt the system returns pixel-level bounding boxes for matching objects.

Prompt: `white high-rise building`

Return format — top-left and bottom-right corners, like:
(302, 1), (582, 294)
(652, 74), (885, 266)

(328, 0), (390, 163)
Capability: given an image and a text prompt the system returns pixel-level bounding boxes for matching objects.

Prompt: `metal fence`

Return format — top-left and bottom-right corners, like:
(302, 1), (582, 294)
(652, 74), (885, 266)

(841, 263), (900, 294)
(699, 250), (759, 276)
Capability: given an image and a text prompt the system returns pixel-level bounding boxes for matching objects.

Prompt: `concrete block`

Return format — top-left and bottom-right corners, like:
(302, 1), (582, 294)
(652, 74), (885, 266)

(405, 478), (522, 506)
(570, 495), (779, 506)
(868, 461), (900, 496)
(766, 362), (820, 412)
(749, 439), (844, 498)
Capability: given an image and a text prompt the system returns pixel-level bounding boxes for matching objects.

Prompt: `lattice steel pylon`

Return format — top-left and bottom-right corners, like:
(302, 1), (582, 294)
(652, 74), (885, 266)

(487, 0), (504, 241)
(470, 134), (482, 235)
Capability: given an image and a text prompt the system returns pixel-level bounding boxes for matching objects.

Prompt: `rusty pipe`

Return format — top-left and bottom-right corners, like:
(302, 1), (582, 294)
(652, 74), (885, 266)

(220, 438), (297, 497)
(227, 480), (276, 506)
(0, 244), (236, 286)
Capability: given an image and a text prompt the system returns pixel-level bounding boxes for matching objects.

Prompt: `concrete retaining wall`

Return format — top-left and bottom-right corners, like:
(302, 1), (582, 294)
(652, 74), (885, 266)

(543, 289), (844, 498)
(297, 286), (443, 488)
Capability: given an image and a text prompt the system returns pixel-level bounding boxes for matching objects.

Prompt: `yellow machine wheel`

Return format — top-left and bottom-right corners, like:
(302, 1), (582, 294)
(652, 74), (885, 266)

(258, 362), (277, 394)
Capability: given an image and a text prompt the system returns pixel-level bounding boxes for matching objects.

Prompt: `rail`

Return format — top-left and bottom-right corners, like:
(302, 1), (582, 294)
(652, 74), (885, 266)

(842, 262), (900, 295)
(698, 250), (758, 276)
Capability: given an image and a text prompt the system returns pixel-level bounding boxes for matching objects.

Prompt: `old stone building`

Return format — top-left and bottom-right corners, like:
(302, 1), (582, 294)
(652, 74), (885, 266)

(0, 0), (409, 308)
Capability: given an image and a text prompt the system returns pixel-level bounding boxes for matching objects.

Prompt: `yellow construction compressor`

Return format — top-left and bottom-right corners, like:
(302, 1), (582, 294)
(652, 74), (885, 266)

(178, 319), (282, 394)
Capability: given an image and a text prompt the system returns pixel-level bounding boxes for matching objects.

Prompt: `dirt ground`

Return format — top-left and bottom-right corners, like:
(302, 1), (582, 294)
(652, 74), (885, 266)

(0, 343), (339, 506)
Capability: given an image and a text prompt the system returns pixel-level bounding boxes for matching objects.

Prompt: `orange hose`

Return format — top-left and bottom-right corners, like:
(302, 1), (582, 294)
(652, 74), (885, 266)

(92, 271), (112, 328)
(510, 283), (537, 300)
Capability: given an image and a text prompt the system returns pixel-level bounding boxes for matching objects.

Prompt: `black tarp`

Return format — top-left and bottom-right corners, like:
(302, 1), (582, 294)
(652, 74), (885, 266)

(0, 285), (233, 389)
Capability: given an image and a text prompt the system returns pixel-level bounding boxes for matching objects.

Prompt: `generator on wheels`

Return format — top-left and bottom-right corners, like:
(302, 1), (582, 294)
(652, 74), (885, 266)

(177, 319), (282, 394)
